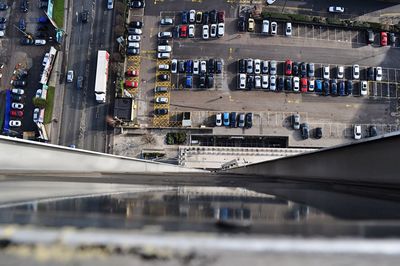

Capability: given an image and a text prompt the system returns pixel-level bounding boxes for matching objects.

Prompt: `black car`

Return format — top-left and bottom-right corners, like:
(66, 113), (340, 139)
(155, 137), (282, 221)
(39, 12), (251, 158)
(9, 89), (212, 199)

(11, 94), (24, 102)
(206, 74), (214, 88)
(346, 80), (353, 95)
(158, 74), (170, 81)
(39, 1), (48, 9)
(246, 75), (254, 90)
(81, 10), (88, 23)
(389, 32), (396, 45)
(173, 25), (179, 38)
(238, 59), (245, 73)
(171, 60), (177, 73)
(158, 39), (168, 45)
(331, 79), (338, 95)
(129, 21), (143, 28)
(315, 127), (322, 139)
(245, 113), (253, 128)
(0, 17), (5, 23)
(126, 48), (140, 55)
(13, 80), (26, 86)
(238, 16), (246, 31)
(199, 75), (206, 88)
(0, 23), (5, 30)
(178, 60), (185, 73)
(209, 9), (217, 24)
(292, 62), (299, 76)
(202, 12), (209, 25)
(230, 112), (237, 128)
(285, 78), (292, 91)
(130, 0), (145, 8)
(367, 67), (375, 80)
(369, 125), (378, 137)
(323, 80), (330, 96)
(366, 30), (374, 44)
(20, 38), (34, 45)
(37, 25), (48, 31)
(20, 0), (28, 12)
(155, 108), (168, 115)
(208, 58), (215, 73)
(300, 62), (307, 77)
(300, 123), (309, 139)
(215, 60), (222, 74)
(0, 3), (7, 10)
(277, 77), (284, 91)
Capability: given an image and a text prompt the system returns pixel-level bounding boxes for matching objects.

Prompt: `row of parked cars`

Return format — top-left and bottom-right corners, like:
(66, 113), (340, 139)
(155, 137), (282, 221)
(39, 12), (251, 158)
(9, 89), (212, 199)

(215, 112), (253, 128)
(171, 58), (223, 75)
(126, 20), (143, 55)
(153, 86), (169, 116)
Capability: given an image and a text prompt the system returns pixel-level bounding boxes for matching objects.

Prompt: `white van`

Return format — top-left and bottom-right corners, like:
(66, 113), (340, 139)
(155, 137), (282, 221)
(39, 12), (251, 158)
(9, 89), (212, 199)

(262, 20), (269, 35)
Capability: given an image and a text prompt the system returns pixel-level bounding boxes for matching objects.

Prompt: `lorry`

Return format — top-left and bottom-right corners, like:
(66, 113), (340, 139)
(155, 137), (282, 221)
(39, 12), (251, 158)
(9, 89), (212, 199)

(94, 50), (109, 103)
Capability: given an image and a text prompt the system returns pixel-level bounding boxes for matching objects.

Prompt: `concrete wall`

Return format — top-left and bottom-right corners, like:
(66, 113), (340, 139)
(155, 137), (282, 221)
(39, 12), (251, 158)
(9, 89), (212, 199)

(222, 132), (400, 187)
(0, 136), (206, 174)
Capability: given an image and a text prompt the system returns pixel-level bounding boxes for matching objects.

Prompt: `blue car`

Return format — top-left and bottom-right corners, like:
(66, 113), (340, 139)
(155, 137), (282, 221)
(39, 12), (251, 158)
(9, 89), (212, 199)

(346, 80), (353, 95)
(19, 18), (25, 31)
(230, 112), (237, 128)
(185, 60), (193, 73)
(223, 112), (230, 126)
(331, 80), (337, 95)
(315, 79), (322, 93)
(185, 75), (192, 88)
(181, 11), (188, 24)
(323, 80), (330, 96)
(338, 80), (345, 96)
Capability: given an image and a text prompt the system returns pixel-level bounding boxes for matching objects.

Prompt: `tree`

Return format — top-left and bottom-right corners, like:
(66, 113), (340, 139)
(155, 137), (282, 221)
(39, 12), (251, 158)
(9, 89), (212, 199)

(33, 97), (47, 108)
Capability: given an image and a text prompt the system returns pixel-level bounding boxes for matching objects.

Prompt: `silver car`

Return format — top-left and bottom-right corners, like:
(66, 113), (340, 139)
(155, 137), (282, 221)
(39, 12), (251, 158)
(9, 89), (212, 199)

(270, 60), (277, 75)
(293, 113), (300, 130)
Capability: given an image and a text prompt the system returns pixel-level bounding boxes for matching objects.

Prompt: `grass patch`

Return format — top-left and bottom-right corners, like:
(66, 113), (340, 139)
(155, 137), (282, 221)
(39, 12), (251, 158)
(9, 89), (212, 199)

(44, 86), (55, 124)
(53, 0), (64, 28)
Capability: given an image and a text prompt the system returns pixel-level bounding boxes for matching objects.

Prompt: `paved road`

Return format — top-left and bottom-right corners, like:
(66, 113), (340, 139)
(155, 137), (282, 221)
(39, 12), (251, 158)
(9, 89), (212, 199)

(59, 0), (113, 152)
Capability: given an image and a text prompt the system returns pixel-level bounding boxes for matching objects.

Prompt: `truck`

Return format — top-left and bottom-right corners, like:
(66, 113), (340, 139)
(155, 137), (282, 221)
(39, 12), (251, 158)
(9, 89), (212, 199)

(94, 50), (109, 103)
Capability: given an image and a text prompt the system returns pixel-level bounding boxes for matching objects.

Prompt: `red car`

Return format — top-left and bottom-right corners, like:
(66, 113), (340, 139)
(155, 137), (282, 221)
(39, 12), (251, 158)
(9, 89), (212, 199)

(218, 11), (225, 23)
(125, 81), (138, 88)
(10, 110), (23, 117)
(180, 25), (187, 38)
(285, 59), (292, 75)
(300, 78), (308, 92)
(125, 70), (139, 76)
(381, 32), (387, 46)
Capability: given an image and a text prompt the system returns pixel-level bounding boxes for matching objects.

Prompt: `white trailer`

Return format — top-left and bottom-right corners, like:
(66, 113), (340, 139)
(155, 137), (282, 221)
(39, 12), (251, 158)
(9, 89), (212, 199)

(94, 50), (109, 103)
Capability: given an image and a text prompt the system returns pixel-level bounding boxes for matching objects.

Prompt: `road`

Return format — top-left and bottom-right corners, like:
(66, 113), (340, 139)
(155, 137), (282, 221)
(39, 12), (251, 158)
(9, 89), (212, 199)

(59, 0), (113, 152)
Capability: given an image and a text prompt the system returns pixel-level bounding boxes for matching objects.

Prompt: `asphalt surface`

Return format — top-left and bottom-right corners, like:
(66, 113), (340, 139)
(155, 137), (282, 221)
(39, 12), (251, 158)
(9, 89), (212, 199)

(58, 0), (113, 151)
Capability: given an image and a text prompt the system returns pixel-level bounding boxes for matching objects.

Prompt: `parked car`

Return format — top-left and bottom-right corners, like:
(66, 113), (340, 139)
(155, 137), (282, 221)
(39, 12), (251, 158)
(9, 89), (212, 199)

(125, 70), (139, 76)
(218, 11), (225, 23)
(285, 22), (292, 36)
(247, 18), (255, 32)
(389, 32), (396, 45)
(171, 59), (177, 73)
(215, 113), (222, 126)
(323, 80), (330, 96)
(376, 67), (382, 81)
(354, 125), (362, 139)
(270, 60), (277, 75)
(181, 11), (188, 24)
(328, 6), (344, 13)
(300, 62), (307, 77)
(367, 67), (375, 81)
(206, 74), (214, 88)
(246, 58), (253, 74)
(155, 97), (169, 104)
(186, 60), (194, 73)
(262, 60), (269, 74)
(323, 66), (330, 79)
(210, 24), (217, 37)
(158, 74), (170, 81)
(238, 113), (245, 128)
(381, 31), (388, 46)
(292, 62), (299, 76)
(185, 75), (192, 88)
(217, 23), (224, 37)
(66, 70), (74, 83)
(331, 79), (338, 95)
(129, 20), (143, 28)
(193, 60), (199, 74)
(158, 32), (172, 38)
(271, 21), (277, 35)
(157, 52), (170, 59)
(247, 75), (254, 90)
(200, 60), (207, 73)
(262, 75), (269, 89)
(366, 30), (374, 44)
(10, 110), (23, 117)
(158, 45), (172, 52)
(196, 11), (202, 24)
(353, 64), (360, 79)
(130, 0), (145, 8)
(237, 16), (245, 31)
(128, 35), (141, 42)
(262, 20), (269, 35)
(270, 75), (276, 91)
(125, 80), (138, 88)
(361, 80), (368, 96)
(230, 112), (236, 128)
(238, 59), (246, 73)
(300, 78), (307, 93)
(315, 79), (322, 93)
(202, 25), (209, 39)
(337, 65), (344, 79)
(20, 38), (34, 45)
(189, 10), (196, 23)
(254, 59), (261, 74)
(308, 63), (315, 77)
(209, 9), (217, 24)
(369, 125), (378, 137)
(254, 75), (261, 89)
(11, 102), (24, 109)
(346, 80), (353, 95)
(188, 24), (195, 38)
(308, 79), (315, 92)
(11, 88), (24, 95)
(127, 48), (140, 55)
(203, 12), (209, 25)
(285, 59), (292, 75)
(159, 64), (170, 70)
(300, 123), (309, 139)
(285, 77), (292, 91)
(34, 39), (46, 45)
(128, 28), (142, 35)
(33, 108), (43, 123)
(278, 77), (284, 91)
(223, 112), (230, 126)
(315, 127), (323, 139)
(293, 77), (300, 92)
(179, 25), (187, 38)
(293, 113), (300, 130)
(19, 18), (26, 31)
(154, 109), (168, 115)
(338, 80), (345, 96)
(9, 120), (21, 127)
(154, 87), (169, 93)
(11, 94), (23, 102)
(245, 113), (253, 128)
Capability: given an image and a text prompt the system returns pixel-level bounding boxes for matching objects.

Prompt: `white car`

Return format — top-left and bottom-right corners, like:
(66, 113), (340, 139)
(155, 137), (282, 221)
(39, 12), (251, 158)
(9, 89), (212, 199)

(34, 39), (46, 45)
(246, 58), (253, 74)
(9, 120), (21, 127)
(11, 88), (24, 95)
(262, 75), (269, 89)
(155, 97), (169, 104)
(188, 24), (195, 38)
(323, 66), (330, 79)
(354, 125), (362, 139)
(42, 53), (49, 66)
(308, 79), (315, 91)
(35, 89), (42, 98)
(216, 113), (222, 126)
(285, 22), (292, 36)
(361, 80), (368, 96)
(200, 60), (207, 73)
(0, 30), (4, 37)
(130, 28), (142, 35)
(158, 45), (172, 52)
(269, 60), (277, 75)
(11, 103), (24, 109)
(266, 0), (276, 4)
(158, 32), (172, 38)
(337, 65), (344, 79)
(293, 77), (300, 92)
(128, 35), (141, 42)
(189, 10), (196, 23)
(157, 52), (170, 59)
(217, 23), (224, 37)
(271, 21), (277, 35)
(193, 60), (199, 74)
(160, 18), (173, 25)
(210, 24), (217, 38)
(158, 64), (170, 70)
(67, 70), (74, 82)
(239, 74), (246, 89)
(353, 64), (360, 79)
(171, 59), (177, 74)
(376, 67), (382, 81)
(270, 75), (276, 91)
(127, 42), (140, 48)
(33, 108), (40, 123)
(254, 59), (261, 74)
(202, 25), (209, 39)
(262, 20), (269, 35)
(329, 6), (345, 13)
(254, 75), (261, 89)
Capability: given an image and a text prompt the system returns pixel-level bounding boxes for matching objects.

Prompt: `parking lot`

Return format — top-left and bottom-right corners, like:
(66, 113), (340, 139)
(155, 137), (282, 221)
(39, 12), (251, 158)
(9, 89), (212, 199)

(132, 0), (400, 147)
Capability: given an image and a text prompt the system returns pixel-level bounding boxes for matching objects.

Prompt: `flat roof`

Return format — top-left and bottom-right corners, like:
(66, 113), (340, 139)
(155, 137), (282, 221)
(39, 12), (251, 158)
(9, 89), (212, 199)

(114, 97), (133, 121)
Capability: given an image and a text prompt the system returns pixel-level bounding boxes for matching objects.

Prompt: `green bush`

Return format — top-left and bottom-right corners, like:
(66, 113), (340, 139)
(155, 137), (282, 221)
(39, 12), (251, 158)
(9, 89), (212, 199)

(32, 97), (47, 108)
(166, 132), (187, 145)
(44, 86), (55, 124)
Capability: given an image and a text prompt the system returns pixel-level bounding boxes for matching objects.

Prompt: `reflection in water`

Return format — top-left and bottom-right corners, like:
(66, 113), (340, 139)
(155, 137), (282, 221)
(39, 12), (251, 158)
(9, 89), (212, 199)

(1, 185), (400, 237)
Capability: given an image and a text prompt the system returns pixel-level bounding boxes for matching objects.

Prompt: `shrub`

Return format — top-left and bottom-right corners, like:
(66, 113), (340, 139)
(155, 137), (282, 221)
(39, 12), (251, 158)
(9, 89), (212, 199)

(166, 132), (187, 145)
(32, 97), (47, 108)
